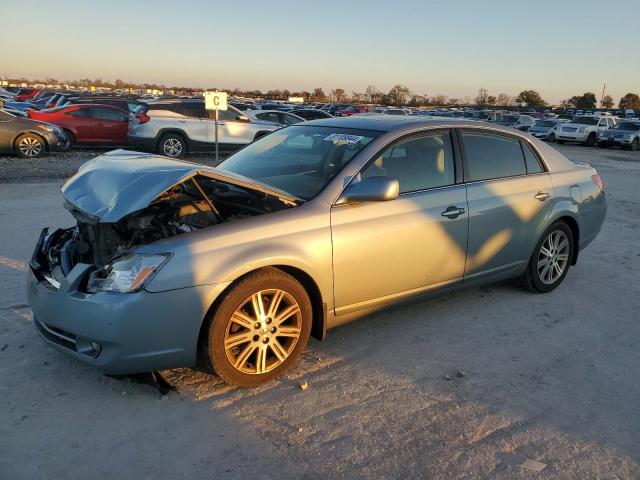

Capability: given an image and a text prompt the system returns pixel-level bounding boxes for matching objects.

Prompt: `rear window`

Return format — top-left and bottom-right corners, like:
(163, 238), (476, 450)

(461, 132), (527, 181)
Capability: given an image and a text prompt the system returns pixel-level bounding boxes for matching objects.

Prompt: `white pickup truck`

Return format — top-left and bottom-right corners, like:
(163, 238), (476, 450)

(557, 115), (617, 146)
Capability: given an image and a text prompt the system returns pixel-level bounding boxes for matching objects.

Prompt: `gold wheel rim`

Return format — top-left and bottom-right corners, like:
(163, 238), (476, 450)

(224, 289), (302, 375)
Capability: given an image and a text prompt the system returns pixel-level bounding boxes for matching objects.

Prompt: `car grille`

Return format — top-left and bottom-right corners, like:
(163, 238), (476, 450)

(562, 127), (577, 133)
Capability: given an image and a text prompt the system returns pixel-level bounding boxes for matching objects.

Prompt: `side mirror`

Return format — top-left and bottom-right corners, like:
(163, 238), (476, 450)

(336, 176), (399, 205)
(237, 115), (249, 122)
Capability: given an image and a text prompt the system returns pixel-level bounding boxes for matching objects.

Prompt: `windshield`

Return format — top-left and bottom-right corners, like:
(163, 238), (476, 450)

(612, 122), (640, 131)
(535, 120), (556, 127)
(218, 126), (379, 200)
(572, 116), (598, 125)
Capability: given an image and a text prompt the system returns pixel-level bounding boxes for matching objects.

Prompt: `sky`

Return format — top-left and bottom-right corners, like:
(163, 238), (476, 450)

(1, 0), (639, 105)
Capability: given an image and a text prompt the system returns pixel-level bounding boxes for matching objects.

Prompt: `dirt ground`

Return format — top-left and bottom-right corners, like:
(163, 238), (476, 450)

(0, 143), (639, 479)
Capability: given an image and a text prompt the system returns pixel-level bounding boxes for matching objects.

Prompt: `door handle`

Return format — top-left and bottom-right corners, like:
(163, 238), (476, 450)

(216, 121), (225, 125)
(534, 191), (550, 201)
(96, 123), (104, 127)
(177, 120), (186, 123)
(441, 206), (465, 219)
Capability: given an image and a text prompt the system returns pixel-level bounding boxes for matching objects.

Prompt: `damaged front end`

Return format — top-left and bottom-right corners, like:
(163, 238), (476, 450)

(31, 151), (300, 293)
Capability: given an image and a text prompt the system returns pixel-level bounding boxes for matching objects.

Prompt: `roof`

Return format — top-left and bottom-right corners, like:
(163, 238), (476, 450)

(302, 114), (517, 133)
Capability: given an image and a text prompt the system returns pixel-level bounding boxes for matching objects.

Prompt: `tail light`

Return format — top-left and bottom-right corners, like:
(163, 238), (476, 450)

(135, 113), (150, 124)
(591, 174), (604, 192)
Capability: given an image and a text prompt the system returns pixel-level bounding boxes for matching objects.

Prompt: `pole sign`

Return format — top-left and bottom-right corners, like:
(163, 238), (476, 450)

(205, 91), (228, 111)
(204, 91), (228, 162)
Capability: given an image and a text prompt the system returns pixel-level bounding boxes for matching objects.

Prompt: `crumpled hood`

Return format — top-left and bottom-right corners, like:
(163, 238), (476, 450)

(61, 149), (299, 223)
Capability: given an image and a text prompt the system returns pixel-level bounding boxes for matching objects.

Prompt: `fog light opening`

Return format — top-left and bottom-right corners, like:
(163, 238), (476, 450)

(75, 337), (102, 358)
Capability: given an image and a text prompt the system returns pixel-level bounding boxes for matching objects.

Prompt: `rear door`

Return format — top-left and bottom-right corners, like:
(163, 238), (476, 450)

(174, 103), (208, 145)
(460, 130), (555, 280)
(207, 107), (253, 145)
(90, 107), (128, 144)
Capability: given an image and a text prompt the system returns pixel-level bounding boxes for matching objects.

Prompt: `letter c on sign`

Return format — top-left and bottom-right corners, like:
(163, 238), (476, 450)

(213, 96), (220, 106)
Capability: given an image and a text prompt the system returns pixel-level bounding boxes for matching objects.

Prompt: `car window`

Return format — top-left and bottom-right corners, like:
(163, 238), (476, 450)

(281, 113), (302, 125)
(68, 107), (93, 118)
(206, 108), (237, 121)
(257, 112), (281, 124)
(598, 119), (607, 126)
(91, 108), (126, 121)
(462, 132), (527, 181)
(521, 142), (543, 174)
(176, 102), (206, 118)
(361, 131), (455, 193)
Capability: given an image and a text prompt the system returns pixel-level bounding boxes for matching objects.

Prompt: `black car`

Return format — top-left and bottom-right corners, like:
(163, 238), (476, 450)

(0, 109), (69, 157)
(292, 109), (333, 120)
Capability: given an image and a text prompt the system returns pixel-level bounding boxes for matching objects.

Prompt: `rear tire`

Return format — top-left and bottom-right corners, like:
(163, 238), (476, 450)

(557, 140), (565, 144)
(206, 267), (312, 386)
(159, 133), (186, 157)
(14, 133), (45, 158)
(519, 221), (574, 294)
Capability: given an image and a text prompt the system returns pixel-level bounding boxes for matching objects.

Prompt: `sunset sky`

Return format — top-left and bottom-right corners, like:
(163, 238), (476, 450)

(2, 0), (639, 104)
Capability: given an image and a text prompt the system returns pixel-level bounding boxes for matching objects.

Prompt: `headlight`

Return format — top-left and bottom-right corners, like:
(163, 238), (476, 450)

(87, 253), (170, 293)
(577, 127), (585, 133)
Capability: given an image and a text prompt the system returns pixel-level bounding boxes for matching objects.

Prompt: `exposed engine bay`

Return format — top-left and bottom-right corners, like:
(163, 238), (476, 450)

(37, 174), (296, 282)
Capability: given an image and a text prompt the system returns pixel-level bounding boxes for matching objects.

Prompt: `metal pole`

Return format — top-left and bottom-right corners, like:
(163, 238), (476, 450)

(215, 109), (219, 163)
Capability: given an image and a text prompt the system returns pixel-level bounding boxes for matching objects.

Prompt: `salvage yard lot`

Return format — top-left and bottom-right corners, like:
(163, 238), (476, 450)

(1, 144), (639, 479)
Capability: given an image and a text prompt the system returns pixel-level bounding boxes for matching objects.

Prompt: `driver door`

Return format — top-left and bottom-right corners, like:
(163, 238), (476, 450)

(330, 130), (468, 313)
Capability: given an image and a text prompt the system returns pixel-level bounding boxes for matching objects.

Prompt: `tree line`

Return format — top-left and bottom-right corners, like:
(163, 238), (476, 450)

(4, 75), (639, 110)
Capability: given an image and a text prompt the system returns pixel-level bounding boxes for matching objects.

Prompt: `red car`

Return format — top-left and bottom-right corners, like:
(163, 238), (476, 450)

(16, 88), (40, 102)
(27, 104), (129, 145)
(338, 105), (372, 116)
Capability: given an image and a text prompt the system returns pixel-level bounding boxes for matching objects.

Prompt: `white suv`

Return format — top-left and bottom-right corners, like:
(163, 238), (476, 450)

(128, 99), (279, 157)
(557, 115), (617, 146)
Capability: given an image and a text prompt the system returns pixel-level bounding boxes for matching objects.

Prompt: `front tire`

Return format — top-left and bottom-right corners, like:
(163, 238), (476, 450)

(631, 138), (639, 151)
(206, 268), (312, 386)
(15, 133), (45, 158)
(159, 133), (186, 157)
(557, 139), (565, 144)
(585, 133), (596, 147)
(548, 133), (555, 142)
(519, 221), (574, 293)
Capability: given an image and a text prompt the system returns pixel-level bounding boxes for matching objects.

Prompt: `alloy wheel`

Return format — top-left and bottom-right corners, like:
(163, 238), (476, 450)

(163, 138), (183, 157)
(19, 136), (42, 157)
(224, 289), (302, 374)
(537, 230), (570, 285)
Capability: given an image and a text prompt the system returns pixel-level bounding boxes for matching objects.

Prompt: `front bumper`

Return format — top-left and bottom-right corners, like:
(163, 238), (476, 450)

(44, 131), (70, 152)
(27, 261), (227, 374)
(530, 130), (553, 140)
(598, 136), (635, 146)
(558, 131), (589, 142)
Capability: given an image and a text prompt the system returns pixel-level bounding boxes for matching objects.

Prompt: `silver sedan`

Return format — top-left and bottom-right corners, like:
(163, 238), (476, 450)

(28, 117), (606, 386)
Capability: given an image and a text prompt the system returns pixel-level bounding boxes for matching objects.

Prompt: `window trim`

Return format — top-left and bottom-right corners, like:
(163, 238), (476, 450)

(457, 128), (548, 184)
(352, 128), (461, 196)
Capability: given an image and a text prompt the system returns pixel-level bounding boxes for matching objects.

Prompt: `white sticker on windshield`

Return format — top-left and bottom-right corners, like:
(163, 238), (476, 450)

(324, 133), (364, 146)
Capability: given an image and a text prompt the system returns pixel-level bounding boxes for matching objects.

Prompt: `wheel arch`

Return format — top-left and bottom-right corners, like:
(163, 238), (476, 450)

(195, 264), (327, 370)
(156, 128), (190, 152)
(12, 130), (49, 153)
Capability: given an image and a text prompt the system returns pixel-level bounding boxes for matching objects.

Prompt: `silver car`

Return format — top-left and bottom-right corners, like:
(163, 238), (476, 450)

(28, 117), (607, 386)
(128, 99), (279, 157)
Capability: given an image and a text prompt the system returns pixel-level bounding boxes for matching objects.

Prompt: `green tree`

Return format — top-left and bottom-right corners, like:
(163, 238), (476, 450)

(619, 93), (640, 110)
(387, 84), (411, 105)
(571, 92), (597, 109)
(601, 95), (614, 109)
(516, 90), (546, 108)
